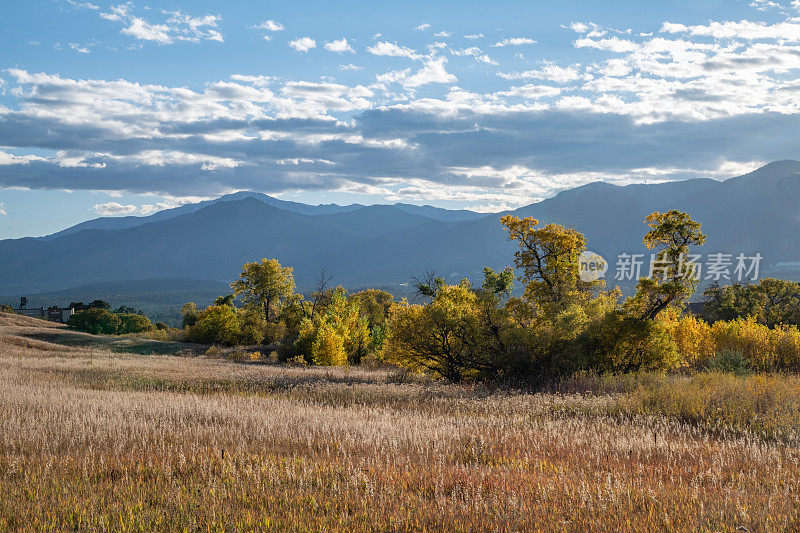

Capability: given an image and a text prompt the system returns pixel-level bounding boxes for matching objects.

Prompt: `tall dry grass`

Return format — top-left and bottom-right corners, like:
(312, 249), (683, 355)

(1, 312), (799, 531)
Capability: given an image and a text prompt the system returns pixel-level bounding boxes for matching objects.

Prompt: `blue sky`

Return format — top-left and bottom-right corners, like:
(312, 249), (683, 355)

(0, 0), (798, 238)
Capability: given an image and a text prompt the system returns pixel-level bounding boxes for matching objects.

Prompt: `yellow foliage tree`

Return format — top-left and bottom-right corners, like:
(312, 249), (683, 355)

(231, 258), (295, 325)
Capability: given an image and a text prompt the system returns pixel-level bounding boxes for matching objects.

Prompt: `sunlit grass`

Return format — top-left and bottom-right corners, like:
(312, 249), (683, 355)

(2, 312), (800, 531)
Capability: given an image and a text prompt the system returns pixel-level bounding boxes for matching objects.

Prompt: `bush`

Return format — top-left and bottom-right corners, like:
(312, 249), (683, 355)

(709, 348), (750, 376)
(67, 308), (121, 335)
(585, 311), (680, 373)
(116, 313), (154, 334)
(185, 305), (243, 346)
(310, 322), (347, 366)
(292, 288), (375, 366)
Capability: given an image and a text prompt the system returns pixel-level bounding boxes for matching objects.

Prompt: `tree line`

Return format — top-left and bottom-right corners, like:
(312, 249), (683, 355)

(55, 209), (800, 383)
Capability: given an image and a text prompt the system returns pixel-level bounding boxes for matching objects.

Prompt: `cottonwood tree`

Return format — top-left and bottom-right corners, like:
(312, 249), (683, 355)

(628, 210), (706, 320)
(501, 215), (597, 315)
(231, 258), (295, 324)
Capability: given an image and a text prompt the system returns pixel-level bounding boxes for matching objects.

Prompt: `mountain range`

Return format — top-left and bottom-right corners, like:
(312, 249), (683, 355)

(3, 160), (800, 298)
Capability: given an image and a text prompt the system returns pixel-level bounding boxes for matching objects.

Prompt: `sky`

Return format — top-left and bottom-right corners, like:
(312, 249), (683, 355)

(1, 0), (800, 238)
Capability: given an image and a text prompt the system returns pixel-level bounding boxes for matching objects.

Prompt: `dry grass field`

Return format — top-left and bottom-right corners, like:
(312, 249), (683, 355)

(1, 312), (800, 531)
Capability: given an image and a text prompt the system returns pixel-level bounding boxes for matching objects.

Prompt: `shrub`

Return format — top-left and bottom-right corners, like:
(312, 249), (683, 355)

(116, 313), (154, 334)
(293, 288), (375, 366)
(709, 348), (750, 376)
(310, 322), (347, 366)
(585, 311), (679, 373)
(185, 305), (242, 346)
(67, 308), (121, 335)
(656, 309), (715, 369)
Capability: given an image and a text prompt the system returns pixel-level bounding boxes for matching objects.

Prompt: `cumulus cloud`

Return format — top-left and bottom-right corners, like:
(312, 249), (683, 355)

(289, 36), (316, 52)
(498, 61), (582, 82)
(92, 202), (139, 216)
(492, 37), (537, 47)
(405, 58), (457, 86)
(255, 19), (284, 31)
(452, 47), (498, 65)
(324, 38), (354, 53)
(367, 41), (420, 59)
(94, 4), (223, 44)
(415, 23), (431, 31)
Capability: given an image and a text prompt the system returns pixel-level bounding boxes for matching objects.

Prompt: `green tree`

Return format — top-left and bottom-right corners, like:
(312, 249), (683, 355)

(231, 259), (295, 324)
(758, 278), (800, 327)
(701, 282), (765, 324)
(185, 305), (242, 345)
(87, 299), (111, 310)
(116, 313), (154, 334)
(181, 302), (199, 328)
(385, 279), (507, 381)
(213, 294), (236, 307)
(67, 308), (121, 334)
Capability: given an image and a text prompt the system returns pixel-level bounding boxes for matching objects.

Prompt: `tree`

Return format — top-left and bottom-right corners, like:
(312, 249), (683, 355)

(758, 278), (800, 327)
(181, 302), (199, 328)
(114, 306), (144, 315)
(185, 305), (242, 345)
(231, 259), (295, 324)
(628, 210), (706, 320)
(309, 266), (334, 319)
(213, 294), (235, 307)
(67, 308), (121, 335)
(116, 313), (154, 334)
(701, 282), (765, 324)
(87, 300), (111, 310)
(385, 279), (510, 381)
(19, 297), (27, 309)
(501, 215), (596, 314)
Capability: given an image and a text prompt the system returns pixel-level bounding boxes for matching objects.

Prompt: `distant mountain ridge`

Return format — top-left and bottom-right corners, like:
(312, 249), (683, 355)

(3, 160), (800, 296)
(44, 191), (486, 239)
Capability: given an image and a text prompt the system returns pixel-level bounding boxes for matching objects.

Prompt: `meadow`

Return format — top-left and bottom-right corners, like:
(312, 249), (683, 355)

(1, 312), (800, 531)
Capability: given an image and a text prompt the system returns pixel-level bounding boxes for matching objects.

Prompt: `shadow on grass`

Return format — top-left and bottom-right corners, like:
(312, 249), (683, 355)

(20, 330), (203, 356)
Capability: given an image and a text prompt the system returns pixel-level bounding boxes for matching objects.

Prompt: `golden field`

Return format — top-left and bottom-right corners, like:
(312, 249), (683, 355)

(1, 312), (800, 531)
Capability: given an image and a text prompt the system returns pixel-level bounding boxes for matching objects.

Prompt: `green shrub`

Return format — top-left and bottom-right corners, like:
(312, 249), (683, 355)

(67, 308), (121, 335)
(116, 313), (154, 334)
(185, 305), (242, 345)
(709, 348), (750, 376)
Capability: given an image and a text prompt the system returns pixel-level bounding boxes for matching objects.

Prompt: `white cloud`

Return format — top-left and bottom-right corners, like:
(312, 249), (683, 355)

(9, 6), (800, 205)
(660, 19), (800, 41)
(464, 33), (484, 39)
(492, 37), (537, 47)
(92, 202), (139, 216)
(452, 47), (498, 65)
(324, 38), (354, 53)
(415, 23), (431, 31)
(68, 43), (91, 53)
(66, 0), (99, 9)
(97, 5), (224, 44)
(404, 57), (457, 87)
(498, 61), (582, 82)
(122, 17), (172, 43)
(434, 31), (452, 37)
(289, 36), (316, 52)
(366, 41), (420, 59)
(255, 19), (284, 31)
(0, 203), (6, 216)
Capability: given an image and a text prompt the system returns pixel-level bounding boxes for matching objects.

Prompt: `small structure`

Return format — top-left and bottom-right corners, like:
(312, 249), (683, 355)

(11, 306), (75, 323)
